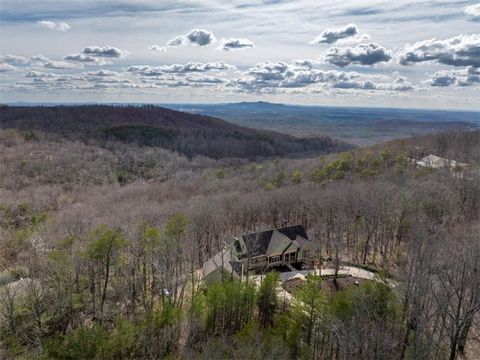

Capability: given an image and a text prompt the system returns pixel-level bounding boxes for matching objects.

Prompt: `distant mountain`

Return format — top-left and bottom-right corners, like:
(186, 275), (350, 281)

(164, 102), (480, 145)
(0, 105), (351, 160)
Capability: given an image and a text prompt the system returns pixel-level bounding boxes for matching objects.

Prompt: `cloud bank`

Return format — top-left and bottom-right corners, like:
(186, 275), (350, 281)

(126, 61), (234, 76)
(229, 60), (412, 93)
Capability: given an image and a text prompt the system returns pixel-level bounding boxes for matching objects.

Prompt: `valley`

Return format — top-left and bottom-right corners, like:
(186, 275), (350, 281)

(165, 102), (480, 145)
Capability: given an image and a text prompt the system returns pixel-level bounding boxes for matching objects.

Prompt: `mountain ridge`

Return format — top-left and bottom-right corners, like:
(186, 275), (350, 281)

(0, 104), (351, 160)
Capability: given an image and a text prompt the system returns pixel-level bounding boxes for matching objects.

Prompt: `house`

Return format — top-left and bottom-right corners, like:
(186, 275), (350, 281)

(202, 224), (315, 283)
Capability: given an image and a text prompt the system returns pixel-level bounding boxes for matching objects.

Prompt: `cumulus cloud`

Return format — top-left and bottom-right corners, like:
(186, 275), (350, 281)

(82, 46), (125, 58)
(429, 72), (457, 87)
(398, 34), (480, 67)
(148, 45), (166, 52)
(219, 38), (254, 51)
(387, 76), (415, 91)
(186, 29), (216, 46)
(63, 46), (125, 66)
(167, 29), (216, 47)
(427, 67), (480, 87)
(127, 61), (234, 76)
(311, 24), (358, 44)
(464, 4), (480, 19)
(324, 43), (393, 67)
(38, 20), (70, 32)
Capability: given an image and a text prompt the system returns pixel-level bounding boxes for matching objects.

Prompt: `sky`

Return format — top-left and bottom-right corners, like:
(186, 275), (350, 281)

(0, 0), (479, 110)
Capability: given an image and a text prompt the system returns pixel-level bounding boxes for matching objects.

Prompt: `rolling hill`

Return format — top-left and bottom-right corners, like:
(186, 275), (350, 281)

(164, 101), (480, 145)
(0, 105), (351, 160)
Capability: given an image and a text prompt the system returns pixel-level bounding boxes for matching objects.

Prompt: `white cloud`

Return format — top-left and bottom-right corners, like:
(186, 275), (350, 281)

(324, 43), (392, 67)
(219, 38), (254, 51)
(82, 46), (125, 58)
(185, 29), (215, 46)
(127, 61), (234, 76)
(64, 54), (111, 65)
(311, 24), (358, 44)
(167, 29), (215, 47)
(81, 70), (119, 77)
(185, 75), (224, 83)
(148, 45), (166, 52)
(37, 20), (70, 32)
(398, 34), (480, 67)
(428, 71), (457, 87)
(25, 71), (56, 78)
(465, 4), (480, 19)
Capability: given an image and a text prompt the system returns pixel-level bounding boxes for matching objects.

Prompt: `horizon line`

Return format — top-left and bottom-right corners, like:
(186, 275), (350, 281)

(3, 101), (480, 114)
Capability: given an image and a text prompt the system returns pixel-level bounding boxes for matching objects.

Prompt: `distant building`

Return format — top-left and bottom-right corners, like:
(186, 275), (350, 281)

(202, 224), (315, 283)
(416, 154), (469, 172)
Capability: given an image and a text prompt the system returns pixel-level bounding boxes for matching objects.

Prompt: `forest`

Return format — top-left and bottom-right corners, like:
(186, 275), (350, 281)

(0, 105), (479, 359)
(0, 105), (350, 160)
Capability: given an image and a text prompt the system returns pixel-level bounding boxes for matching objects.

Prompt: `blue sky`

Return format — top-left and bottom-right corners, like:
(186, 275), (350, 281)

(0, 0), (479, 109)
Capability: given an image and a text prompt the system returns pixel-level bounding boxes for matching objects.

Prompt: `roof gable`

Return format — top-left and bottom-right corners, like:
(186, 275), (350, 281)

(240, 224), (309, 258)
(277, 224), (309, 241)
(266, 230), (292, 256)
(242, 230), (273, 257)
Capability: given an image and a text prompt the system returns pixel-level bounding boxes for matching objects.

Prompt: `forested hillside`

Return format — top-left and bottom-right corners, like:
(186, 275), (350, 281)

(0, 117), (479, 358)
(0, 105), (350, 160)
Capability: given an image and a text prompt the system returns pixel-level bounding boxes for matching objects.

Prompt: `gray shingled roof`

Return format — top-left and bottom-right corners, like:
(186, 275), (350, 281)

(240, 225), (309, 258)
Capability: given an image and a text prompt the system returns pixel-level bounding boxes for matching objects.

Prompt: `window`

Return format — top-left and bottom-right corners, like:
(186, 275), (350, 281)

(284, 252), (296, 262)
(304, 250), (311, 258)
(269, 255), (281, 263)
(234, 240), (242, 253)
